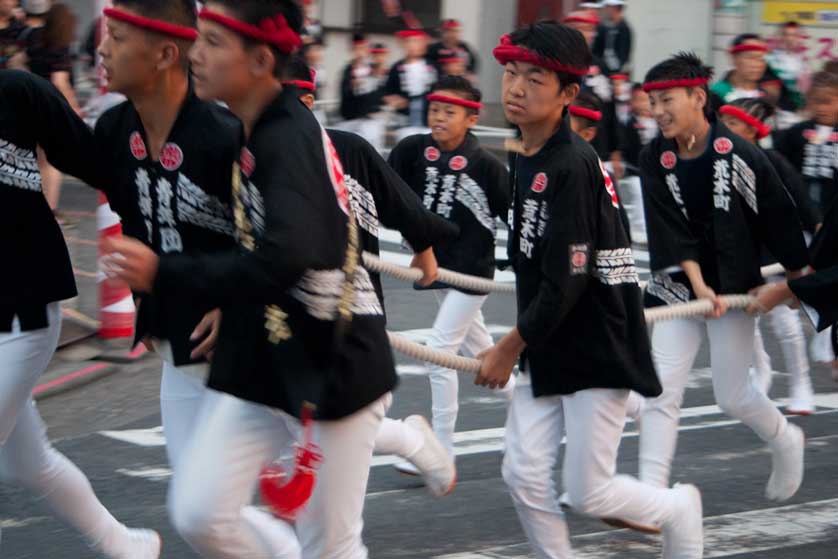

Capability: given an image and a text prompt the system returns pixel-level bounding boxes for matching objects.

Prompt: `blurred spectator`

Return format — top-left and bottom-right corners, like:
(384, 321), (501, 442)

(338, 34), (388, 149)
(617, 83), (658, 171)
(426, 19), (477, 79)
(593, 0), (632, 75)
(300, 39), (326, 97)
(611, 73), (632, 125)
(766, 21), (808, 112)
(383, 29), (437, 127)
(0, 0), (25, 69)
(438, 56), (467, 78)
(712, 34), (773, 103)
(21, 0), (80, 223)
(300, 0), (322, 43)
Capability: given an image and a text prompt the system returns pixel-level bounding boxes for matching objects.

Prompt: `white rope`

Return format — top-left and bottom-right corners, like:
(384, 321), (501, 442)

(371, 251), (775, 371)
(363, 252), (516, 294)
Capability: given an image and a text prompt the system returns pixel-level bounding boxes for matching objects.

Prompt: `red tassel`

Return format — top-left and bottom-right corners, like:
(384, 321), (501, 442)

(260, 404), (322, 521)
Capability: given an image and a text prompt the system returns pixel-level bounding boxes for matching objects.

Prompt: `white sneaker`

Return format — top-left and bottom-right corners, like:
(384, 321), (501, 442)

(766, 423), (805, 501)
(119, 529), (161, 559)
(402, 415), (456, 497)
(786, 378), (814, 415)
(749, 366), (773, 396)
(662, 484), (703, 559)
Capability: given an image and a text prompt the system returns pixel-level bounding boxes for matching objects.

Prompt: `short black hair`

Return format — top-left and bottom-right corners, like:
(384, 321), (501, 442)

(726, 97), (775, 122)
(645, 52), (715, 117)
(285, 55), (313, 83)
(506, 21), (591, 89)
(570, 90), (603, 128)
(731, 33), (763, 49)
(113, 0), (197, 70)
(810, 70), (838, 93)
(205, 0), (303, 78)
(631, 82), (644, 94)
(430, 75), (482, 115)
(783, 21), (800, 29)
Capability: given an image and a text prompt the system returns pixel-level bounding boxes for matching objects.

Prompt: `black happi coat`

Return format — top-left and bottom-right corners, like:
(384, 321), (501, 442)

(339, 61), (383, 121)
(154, 91), (397, 420)
(774, 120), (838, 214)
(327, 128), (458, 303)
(94, 90), (240, 366)
(509, 117), (660, 398)
(790, 173), (838, 331)
(617, 114), (658, 170)
(388, 133), (510, 294)
(0, 70), (99, 331)
(383, 58), (437, 117)
(641, 120), (809, 308)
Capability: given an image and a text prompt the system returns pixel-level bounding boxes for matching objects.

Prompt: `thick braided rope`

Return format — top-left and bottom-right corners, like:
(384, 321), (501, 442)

(363, 252), (516, 294)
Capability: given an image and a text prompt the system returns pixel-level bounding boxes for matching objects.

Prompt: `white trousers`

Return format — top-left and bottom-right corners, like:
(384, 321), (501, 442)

(425, 289), (496, 454)
(161, 362), (301, 558)
(0, 304), (134, 557)
(168, 388), (389, 559)
(641, 312), (788, 487)
(502, 377), (684, 559)
(752, 303), (811, 387)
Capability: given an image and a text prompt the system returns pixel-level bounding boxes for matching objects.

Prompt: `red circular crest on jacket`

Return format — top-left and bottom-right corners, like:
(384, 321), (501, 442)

(240, 148), (256, 177)
(531, 172), (548, 193)
(449, 155), (468, 171)
(572, 250), (588, 268)
(424, 146), (440, 162)
(129, 132), (147, 161)
(160, 143), (184, 171)
(713, 137), (733, 155)
(660, 150), (677, 169)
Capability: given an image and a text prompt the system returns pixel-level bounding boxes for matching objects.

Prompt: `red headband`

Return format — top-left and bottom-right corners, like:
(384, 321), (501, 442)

(198, 8), (301, 54)
(611, 74), (629, 80)
(370, 47), (389, 54)
(562, 16), (600, 25)
(283, 80), (315, 92)
(426, 93), (482, 111)
(103, 8), (198, 41)
(719, 105), (771, 139)
(493, 34), (589, 77)
(569, 105), (602, 122)
(729, 43), (769, 54)
(642, 77), (709, 92)
(396, 29), (427, 39)
(439, 57), (464, 64)
(442, 20), (461, 30)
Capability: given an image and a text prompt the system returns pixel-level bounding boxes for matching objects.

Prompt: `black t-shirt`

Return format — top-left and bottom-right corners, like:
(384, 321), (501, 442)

(0, 19), (25, 70)
(23, 26), (73, 80)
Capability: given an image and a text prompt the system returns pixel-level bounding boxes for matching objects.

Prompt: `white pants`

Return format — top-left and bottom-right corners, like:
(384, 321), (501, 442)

(161, 362), (301, 558)
(503, 376), (684, 559)
(169, 388), (389, 559)
(425, 289), (495, 454)
(752, 302), (811, 387)
(332, 118), (387, 152)
(641, 312), (788, 487)
(0, 304), (134, 556)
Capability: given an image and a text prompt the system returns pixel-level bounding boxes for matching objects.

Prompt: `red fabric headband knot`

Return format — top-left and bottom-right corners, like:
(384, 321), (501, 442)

(198, 8), (302, 54)
(493, 34), (589, 77)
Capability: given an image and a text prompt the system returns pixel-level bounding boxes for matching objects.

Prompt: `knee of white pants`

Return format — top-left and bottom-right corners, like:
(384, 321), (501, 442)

(501, 451), (556, 511)
(168, 485), (229, 554)
(713, 381), (754, 419)
(563, 474), (613, 517)
(644, 383), (685, 420)
(0, 445), (62, 495)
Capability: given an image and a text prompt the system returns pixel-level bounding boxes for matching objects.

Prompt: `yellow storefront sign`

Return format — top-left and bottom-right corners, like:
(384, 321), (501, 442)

(763, 1), (838, 27)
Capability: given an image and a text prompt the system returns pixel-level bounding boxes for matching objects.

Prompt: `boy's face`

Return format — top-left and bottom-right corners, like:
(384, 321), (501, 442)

(782, 25), (802, 52)
(732, 41), (767, 83)
(352, 41), (368, 61)
(427, 89), (478, 147)
(99, 14), (164, 96)
(442, 59), (466, 77)
(808, 86), (838, 126)
(372, 51), (388, 67)
(403, 35), (427, 59)
(630, 89), (651, 117)
(305, 44), (323, 66)
(191, 4), (258, 104)
(502, 61), (577, 127)
(720, 113), (757, 143)
(442, 27), (460, 44)
(648, 87), (706, 139)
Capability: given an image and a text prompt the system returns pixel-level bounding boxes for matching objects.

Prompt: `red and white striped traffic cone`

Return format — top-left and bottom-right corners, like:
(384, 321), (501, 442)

(97, 192), (135, 339)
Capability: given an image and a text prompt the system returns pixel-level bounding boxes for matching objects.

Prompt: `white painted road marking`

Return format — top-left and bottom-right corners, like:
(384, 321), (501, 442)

(434, 497), (838, 558)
